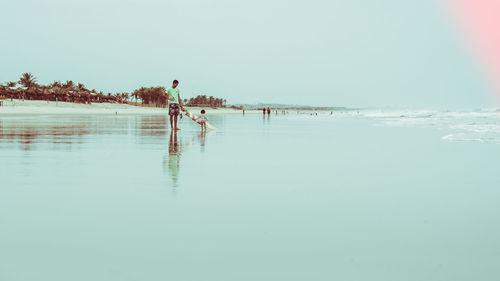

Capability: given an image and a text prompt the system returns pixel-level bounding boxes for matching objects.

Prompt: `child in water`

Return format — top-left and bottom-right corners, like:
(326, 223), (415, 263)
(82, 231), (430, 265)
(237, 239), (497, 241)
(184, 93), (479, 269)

(197, 109), (208, 132)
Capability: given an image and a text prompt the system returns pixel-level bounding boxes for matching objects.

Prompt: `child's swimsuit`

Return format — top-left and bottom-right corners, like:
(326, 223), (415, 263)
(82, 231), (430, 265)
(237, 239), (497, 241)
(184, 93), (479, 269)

(198, 115), (207, 123)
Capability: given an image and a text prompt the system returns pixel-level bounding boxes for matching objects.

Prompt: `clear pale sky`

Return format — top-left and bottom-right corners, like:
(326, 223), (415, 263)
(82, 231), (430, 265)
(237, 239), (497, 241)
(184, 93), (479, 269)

(0, 0), (496, 108)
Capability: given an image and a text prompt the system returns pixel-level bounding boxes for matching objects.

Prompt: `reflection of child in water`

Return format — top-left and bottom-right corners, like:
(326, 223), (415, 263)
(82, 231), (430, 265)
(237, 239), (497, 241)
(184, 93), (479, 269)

(197, 109), (208, 132)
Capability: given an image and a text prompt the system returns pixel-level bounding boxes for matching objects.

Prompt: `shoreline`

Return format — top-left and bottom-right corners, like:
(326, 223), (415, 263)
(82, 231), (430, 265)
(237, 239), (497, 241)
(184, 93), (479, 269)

(0, 100), (254, 115)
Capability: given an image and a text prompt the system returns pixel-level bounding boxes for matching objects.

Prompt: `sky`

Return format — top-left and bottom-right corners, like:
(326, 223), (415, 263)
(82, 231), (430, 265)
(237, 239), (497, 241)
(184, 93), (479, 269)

(0, 0), (497, 109)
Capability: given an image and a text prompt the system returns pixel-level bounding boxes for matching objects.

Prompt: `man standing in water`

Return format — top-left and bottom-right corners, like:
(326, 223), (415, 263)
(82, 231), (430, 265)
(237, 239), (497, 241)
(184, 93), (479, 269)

(166, 80), (183, 130)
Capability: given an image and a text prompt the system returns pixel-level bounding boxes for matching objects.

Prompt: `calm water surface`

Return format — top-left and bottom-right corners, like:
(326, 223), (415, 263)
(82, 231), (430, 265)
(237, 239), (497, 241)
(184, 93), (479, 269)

(1, 112), (499, 281)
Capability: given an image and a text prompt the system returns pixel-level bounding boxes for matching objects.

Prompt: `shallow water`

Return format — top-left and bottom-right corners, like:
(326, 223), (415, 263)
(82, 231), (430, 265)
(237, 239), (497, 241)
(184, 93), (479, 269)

(1, 111), (499, 281)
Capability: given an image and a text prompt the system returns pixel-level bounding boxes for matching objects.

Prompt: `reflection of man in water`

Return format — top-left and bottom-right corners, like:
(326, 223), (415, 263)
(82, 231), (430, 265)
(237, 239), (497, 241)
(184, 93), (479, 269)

(164, 129), (212, 188)
(168, 130), (181, 187)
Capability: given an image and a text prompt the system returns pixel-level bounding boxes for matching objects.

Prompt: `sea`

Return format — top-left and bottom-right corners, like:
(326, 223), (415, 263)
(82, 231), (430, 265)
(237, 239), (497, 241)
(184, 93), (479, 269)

(0, 108), (499, 281)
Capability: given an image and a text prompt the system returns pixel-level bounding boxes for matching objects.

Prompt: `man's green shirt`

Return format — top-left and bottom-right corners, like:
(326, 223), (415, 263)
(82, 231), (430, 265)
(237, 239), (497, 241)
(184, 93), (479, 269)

(167, 87), (180, 104)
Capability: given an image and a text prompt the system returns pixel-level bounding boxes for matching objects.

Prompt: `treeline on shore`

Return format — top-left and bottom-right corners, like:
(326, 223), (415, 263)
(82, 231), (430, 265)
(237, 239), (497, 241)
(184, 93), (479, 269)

(131, 87), (227, 108)
(0, 73), (228, 108)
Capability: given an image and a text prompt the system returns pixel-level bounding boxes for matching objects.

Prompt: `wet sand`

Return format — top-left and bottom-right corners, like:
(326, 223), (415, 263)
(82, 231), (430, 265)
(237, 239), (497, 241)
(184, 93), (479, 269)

(0, 112), (499, 281)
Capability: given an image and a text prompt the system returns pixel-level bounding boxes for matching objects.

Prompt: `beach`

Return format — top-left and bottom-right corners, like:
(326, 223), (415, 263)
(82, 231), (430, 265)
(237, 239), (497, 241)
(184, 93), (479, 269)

(1, 109), (499, 281)
(1, 99), (499, 142)
(0, 100), (251, 115)
(3, 0), (500, 279)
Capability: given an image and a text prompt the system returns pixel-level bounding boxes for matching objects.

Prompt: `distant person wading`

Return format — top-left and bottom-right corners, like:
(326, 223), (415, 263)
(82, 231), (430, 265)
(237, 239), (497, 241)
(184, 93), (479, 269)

(166, 80), (183, 130)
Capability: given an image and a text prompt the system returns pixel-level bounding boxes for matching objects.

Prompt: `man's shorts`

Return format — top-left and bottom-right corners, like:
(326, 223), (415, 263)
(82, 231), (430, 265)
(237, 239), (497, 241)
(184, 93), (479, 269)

(169, 103), (180, 116)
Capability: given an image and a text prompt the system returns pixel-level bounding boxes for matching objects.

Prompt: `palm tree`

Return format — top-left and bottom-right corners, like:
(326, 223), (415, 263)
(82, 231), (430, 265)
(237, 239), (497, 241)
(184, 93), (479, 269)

(134, 87), (148, 104)
(64, 80), (74, 90)
(131, 91), (139, 103)
(77, 83), (87, 92)
(7, 82), (16, 88)
(122, 93), (129, 103)
(18, 72), (37, 89)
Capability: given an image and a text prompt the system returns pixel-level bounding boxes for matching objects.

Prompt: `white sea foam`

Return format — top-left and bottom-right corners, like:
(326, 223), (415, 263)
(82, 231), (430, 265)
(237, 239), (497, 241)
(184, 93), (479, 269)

(442, 133), (500, 144)
(358, 108), (500, 144)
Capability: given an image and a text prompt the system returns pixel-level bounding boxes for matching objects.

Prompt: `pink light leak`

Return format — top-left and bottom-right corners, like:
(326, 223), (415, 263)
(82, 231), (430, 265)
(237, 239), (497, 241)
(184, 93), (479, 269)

(445, 0), (500, 99)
